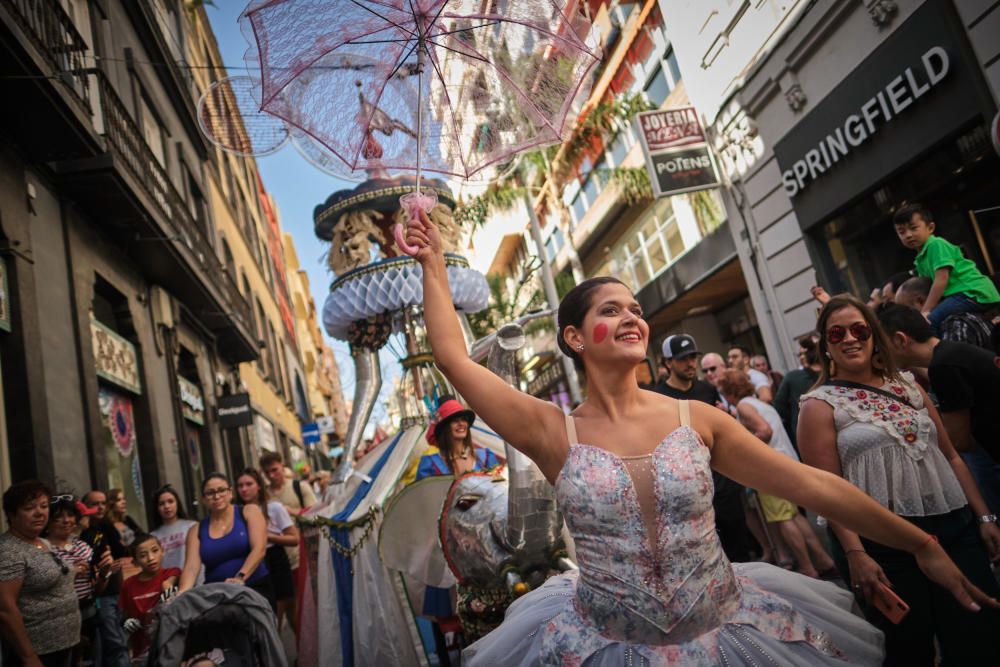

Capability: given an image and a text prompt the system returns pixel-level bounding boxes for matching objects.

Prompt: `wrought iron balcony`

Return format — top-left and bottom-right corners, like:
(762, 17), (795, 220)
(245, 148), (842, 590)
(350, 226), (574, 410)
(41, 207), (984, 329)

(0, 0), (92, 116)
(82, 68), (256, 360)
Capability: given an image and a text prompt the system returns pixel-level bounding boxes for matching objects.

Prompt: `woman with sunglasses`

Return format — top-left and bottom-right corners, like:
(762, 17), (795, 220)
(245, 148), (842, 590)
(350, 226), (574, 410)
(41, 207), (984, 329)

(178, 474), (270, 604)
(0, 481), (80, 666)
(799, 294), (1000, 665)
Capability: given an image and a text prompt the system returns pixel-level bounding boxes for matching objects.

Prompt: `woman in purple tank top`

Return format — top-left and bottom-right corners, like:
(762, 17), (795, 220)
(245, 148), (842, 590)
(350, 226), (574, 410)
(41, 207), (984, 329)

(178, 474), (273, 606)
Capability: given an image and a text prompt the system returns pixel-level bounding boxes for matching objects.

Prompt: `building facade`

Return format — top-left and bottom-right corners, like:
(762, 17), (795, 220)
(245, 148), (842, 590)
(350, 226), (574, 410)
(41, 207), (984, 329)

(663, 0), (999, 370)
(499, 0), (762, 381)
(0, 0), (343, 520)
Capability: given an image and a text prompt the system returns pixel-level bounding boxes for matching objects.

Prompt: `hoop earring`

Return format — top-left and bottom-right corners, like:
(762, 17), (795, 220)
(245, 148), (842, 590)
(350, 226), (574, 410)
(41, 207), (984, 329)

(872, 347), (885, 371)
(826, 354), (837, 377)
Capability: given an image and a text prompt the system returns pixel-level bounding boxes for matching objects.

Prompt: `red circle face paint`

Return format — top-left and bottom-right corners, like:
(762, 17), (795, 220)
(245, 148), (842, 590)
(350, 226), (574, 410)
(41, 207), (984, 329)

(592, 322), (609, 344)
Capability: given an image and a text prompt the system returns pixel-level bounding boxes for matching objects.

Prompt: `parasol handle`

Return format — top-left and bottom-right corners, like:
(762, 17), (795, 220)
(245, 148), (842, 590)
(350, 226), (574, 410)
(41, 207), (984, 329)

(396, 36), (431, 258)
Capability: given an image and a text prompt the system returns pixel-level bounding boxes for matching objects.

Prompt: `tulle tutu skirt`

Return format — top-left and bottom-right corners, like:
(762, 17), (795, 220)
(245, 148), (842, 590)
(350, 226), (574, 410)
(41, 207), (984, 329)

(464, 562), (884, 666)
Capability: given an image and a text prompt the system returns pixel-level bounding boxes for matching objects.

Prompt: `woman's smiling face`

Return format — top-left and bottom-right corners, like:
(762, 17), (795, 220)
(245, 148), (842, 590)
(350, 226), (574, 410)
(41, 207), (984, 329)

(576, 283), (649, 368)
(825, 306), (874, 374)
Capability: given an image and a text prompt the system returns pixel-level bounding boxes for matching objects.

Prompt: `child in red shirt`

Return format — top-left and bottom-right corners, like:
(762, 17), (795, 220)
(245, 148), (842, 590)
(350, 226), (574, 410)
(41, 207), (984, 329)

(119, 533), (181, 659)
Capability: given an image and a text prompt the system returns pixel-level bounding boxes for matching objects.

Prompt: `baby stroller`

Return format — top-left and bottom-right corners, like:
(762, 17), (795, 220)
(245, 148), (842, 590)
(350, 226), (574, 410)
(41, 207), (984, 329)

(145, 583), (287, 667)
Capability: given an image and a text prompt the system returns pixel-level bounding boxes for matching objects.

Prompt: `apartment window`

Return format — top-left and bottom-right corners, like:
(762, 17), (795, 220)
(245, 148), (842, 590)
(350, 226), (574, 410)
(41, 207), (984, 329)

(608, 129), (633, 167)
(665, 49), (681, 89)
(571, 192), (588, 224)
(139, 95), (166, 167)
(544, 228), (564, 261)
(612, 198), (694, 291)
(183, 163), (207, 228)
(644, 65), (672, 108)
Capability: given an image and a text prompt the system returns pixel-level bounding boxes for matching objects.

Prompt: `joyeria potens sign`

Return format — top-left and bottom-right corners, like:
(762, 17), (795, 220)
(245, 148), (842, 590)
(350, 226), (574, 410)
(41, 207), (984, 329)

(635, 106), (720, 198)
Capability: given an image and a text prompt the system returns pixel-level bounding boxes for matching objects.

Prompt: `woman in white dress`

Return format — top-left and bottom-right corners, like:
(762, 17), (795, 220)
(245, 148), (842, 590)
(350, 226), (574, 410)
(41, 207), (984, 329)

(402, 210), (997, 665)
(717, 369), (837, 579)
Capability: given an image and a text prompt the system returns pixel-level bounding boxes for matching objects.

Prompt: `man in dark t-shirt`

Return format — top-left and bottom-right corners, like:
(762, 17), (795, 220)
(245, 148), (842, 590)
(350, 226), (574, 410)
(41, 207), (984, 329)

(880, 305), (1000, 514)
(654, 335), (751, 561)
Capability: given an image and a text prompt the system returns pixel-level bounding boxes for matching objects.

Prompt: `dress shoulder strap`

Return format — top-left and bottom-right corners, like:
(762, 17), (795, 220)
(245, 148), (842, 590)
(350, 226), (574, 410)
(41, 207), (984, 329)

(679, 400), (691, 427)
(564, 413), (579, 445)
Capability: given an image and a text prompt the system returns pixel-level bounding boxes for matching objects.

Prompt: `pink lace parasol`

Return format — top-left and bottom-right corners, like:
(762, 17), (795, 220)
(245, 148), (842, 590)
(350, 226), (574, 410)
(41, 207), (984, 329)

(234, 0), (601, 252)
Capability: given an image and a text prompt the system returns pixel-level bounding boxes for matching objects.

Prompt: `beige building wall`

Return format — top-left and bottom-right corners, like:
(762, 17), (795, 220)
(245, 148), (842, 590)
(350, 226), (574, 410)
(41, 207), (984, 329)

(187, 9), (304, 458)
(283, 233), (350, 441)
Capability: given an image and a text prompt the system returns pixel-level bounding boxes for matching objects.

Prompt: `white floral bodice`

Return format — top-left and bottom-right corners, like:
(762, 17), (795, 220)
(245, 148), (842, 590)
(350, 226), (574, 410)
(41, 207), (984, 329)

(801, 374), (965, 516)
(540, 414), (847, 663)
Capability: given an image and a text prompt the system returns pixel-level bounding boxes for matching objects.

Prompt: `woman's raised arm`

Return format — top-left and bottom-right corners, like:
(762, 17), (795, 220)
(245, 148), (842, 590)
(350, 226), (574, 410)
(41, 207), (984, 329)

(178, 523), (201, 592)
(406, 210), (567, 476)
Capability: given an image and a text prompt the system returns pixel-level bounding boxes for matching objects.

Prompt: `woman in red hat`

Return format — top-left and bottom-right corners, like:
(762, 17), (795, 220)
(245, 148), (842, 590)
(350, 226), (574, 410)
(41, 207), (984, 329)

(402, 396), (504, 485)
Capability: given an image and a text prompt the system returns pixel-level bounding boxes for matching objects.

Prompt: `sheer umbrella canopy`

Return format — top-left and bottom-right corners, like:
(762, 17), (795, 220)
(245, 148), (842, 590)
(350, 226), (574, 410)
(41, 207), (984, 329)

(211, 0), (601, 251)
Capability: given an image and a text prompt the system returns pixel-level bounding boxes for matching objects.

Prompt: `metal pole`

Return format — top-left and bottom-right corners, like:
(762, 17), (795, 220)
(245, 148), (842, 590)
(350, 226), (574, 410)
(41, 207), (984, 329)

(524, 192), (583, 405)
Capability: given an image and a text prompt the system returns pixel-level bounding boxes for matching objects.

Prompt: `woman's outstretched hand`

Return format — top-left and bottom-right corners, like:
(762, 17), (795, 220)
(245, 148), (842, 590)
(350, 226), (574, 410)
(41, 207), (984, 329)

(915, 540), (1000, 611)
(406, 208), (442, 264)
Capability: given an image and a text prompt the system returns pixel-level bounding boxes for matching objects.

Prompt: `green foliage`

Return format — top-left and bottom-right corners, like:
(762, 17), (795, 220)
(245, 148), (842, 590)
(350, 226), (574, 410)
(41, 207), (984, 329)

(555, 92), (652, 178)
(690, 189), (725, 236)
(601, 167), (653, 206)
(454, 182), (527, 231)
(466, 274), (546, 341)
(554, 270), (577, 300)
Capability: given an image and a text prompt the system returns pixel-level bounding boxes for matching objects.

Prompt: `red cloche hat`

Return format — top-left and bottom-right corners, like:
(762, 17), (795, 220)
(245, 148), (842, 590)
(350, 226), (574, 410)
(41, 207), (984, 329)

(427, 399), (476, 445)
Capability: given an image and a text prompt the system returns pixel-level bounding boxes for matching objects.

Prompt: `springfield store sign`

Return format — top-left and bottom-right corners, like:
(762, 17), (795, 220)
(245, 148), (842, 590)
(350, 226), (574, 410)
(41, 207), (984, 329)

(635, 107), (720, 198)
(780, 46), (950, 197)
(772, 1), (994, 231)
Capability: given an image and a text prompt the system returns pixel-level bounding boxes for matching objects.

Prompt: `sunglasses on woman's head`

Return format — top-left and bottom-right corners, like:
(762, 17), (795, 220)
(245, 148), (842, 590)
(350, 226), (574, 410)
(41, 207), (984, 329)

(826, 323), (872, 345)
(50, 495), (74, 504)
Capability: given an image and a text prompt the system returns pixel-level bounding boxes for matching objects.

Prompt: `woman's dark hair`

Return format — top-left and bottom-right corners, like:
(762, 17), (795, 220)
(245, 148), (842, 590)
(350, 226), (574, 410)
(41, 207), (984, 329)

(2, 480), (51, 518)
(200, 472), (231, 495)
(883, 271), (913, 294)
(107, 488), (125, 522)
(557, 277), (629, 370)
(796, 335), (820, 367)
(48, 496), (80, 522)
(236, 468), (270, 523)
(151, 485), (187, 529)
(813, 294), (900, 390)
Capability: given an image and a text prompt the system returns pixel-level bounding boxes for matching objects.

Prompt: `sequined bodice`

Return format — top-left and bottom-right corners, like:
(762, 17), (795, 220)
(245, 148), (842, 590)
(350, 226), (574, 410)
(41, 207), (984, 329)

(556, 424), (741, 645)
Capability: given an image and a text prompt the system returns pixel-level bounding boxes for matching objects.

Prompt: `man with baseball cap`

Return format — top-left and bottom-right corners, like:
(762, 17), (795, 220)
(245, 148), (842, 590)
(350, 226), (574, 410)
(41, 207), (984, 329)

(654, 334), (721, 405)
(655, 334), (752, 562)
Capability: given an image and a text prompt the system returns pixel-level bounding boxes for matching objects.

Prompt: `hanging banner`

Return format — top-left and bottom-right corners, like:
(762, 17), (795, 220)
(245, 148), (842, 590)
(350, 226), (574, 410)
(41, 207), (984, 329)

(635, 106), (720, 198)
(91, 318), (142, 393)
(178, 377), (205, 425)
(217, 393), (253, 428)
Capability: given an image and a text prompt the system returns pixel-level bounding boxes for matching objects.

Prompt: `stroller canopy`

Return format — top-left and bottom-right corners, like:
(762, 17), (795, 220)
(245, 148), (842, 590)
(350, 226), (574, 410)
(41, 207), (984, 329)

(146, 583), (287, 667)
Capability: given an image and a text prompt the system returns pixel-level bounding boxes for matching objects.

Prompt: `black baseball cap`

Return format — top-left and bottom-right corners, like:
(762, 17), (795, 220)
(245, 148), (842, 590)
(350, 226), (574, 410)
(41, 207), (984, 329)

(662, 334), (699, 360)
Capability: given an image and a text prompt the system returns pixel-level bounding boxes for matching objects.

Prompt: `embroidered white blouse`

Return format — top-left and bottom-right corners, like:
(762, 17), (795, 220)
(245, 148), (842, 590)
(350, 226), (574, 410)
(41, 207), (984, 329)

(801, 373), (966, 517)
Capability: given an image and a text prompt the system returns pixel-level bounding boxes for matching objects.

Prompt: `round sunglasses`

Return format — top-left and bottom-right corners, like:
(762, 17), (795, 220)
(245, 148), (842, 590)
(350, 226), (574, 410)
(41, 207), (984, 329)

(826, 323), (872, 345)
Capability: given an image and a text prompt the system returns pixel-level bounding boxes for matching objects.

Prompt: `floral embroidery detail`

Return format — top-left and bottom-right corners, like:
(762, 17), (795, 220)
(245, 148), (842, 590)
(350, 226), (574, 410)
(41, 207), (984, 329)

(800, 374), (929, 458)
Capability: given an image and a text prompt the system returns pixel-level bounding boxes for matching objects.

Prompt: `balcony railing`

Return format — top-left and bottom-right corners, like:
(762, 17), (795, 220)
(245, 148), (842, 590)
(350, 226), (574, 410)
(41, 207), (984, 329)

(2, 0), (92, 115)
(90, 69), (253, 331)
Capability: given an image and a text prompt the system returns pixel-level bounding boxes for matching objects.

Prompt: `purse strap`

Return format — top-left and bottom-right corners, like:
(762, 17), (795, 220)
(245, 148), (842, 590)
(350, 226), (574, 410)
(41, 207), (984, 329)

(823, 379), (915, 410)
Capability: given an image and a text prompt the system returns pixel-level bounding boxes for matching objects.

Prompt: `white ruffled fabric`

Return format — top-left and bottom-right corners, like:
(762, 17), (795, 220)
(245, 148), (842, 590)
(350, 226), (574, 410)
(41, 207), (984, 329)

(800, 373), (966, 516)
(465, 563), (883, 666)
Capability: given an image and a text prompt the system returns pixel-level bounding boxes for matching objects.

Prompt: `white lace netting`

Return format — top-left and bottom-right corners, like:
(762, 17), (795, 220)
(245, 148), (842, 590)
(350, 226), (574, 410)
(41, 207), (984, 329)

(801, 375), (966, 516)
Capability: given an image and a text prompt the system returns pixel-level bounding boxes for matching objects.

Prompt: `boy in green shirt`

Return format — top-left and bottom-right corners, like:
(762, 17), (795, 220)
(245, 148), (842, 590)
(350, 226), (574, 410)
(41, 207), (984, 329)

(893, 203), (999, 335)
